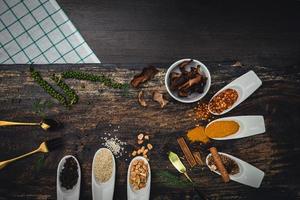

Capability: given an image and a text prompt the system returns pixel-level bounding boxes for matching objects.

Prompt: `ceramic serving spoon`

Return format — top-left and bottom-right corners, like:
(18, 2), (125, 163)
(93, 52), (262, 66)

(127, 156), (151, 200)
(92, 148), (116, 200)
(208, 70), (262, 115)
(57, 155), (81, 200)
(206, 115), (266, 140)
(206, 152), (265, 188)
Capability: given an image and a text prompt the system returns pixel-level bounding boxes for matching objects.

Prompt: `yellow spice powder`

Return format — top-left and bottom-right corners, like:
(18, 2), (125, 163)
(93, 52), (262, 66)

(205, 120), (239, 138)
(187, 126), (210, 143)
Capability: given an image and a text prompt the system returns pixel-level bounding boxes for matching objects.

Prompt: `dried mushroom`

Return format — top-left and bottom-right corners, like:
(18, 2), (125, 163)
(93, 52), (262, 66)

(169, 60), (207, 97)
(131, 66), (159, 88)
(138, 91), (147, 107)
(153, 91), (168, 108)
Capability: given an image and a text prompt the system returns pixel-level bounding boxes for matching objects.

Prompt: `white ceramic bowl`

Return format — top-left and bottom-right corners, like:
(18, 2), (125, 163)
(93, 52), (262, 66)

(165, 58), (211, 103)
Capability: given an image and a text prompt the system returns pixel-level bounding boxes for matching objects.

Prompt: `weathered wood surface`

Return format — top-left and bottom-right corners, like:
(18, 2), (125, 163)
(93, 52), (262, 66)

(57, 0), (300, 67)
(0, 63), (299, 200)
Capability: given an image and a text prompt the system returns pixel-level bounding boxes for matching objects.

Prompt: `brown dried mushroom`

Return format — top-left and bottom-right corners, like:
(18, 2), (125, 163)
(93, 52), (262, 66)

(153, 91), (168, 108)
(169, 60), (207, 97)
(131, 66), (159, 88)
(138, 91), (147, 107)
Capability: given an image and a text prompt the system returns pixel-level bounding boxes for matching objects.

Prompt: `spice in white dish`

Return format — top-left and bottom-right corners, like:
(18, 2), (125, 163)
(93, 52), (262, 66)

(129, 159), (149, 190)
(93, 149), (113, 183)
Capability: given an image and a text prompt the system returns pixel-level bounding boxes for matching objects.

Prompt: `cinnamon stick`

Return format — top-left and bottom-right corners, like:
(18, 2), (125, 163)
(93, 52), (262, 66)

(177, 137), (196, 167)
(193, 151), (205, 166)
(209, 147), (230, 183)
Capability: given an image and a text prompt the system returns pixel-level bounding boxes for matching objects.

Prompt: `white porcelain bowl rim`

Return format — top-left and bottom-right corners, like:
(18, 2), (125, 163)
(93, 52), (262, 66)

(165, 58), (211, 103)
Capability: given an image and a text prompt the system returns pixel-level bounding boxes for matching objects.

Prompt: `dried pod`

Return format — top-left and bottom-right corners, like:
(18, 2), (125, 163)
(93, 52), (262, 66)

(131, 66), (159, 88)
(138, 91), (147, 107)
(152, 91), (168, 108)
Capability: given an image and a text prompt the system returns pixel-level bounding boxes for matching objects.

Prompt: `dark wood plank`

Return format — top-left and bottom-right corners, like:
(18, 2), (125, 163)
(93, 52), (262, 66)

(56, 0), (300, 67)
(0, 63), (299, 199)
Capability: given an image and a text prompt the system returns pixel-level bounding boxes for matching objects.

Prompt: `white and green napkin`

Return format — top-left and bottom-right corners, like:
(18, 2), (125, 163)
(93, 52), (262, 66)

(0, 0), (100, 64)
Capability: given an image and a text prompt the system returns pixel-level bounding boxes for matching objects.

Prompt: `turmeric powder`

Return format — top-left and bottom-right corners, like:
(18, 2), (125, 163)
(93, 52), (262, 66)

(187, 126), (210, 143)
(205, 120), (239, 138)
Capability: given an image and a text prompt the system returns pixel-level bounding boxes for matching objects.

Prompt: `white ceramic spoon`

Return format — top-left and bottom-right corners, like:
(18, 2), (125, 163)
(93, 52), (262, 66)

(92, 148), (116, 200)
(206, 115), (265, 140)
(57, 155), (81, 200)
(209, 70), (262, 115)
(206, 152), (265, 188)
(127, 156), (151, 200)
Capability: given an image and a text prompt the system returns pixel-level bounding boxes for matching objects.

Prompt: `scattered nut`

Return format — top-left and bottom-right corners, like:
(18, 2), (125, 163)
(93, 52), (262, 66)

(144, 135), (149, 140)
(137, 133), (144, 140)
(143, 149), (148, 155)
(147, 143), (153, 150)
(132, 151), (137, 156)
(137, 139), (144, 144)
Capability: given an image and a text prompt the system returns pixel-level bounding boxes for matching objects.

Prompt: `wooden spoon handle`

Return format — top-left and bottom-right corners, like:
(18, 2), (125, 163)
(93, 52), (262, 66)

(209, 147), (230, 183)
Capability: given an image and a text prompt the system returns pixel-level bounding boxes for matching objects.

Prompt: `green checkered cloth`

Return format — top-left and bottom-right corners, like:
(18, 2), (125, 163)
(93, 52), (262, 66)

(0, 0), (100, 64)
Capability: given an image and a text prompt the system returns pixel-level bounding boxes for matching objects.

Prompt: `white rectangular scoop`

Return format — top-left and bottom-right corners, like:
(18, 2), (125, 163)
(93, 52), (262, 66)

(206, 115), (266, 140)
(206, 152), (265, 188)
(92, 148), (116, 200)
(209, 70), (262, 115)
(57, 155), (81, 200)
(127, 156), (151, 200)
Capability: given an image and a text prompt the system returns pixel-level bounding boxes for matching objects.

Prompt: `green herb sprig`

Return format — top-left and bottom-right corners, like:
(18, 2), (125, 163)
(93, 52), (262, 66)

(154, 170), (192, 188)
(32, 99), (53, 117)
(61, 71), (129, 89)
(30, 67), (68, 107)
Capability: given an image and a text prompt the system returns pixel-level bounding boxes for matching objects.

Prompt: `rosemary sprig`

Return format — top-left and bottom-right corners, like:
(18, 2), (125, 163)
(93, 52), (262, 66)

(32, 99), (53, 117)
(154, 170), (192, 188)
(51, 74), (79, 105)
(35, 154), (45, 171)
(30, 67), (68, 107)
(61, 71), (129, 89)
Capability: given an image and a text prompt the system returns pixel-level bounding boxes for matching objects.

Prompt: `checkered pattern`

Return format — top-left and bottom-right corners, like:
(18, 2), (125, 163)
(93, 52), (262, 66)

(0, 0), (100, 64)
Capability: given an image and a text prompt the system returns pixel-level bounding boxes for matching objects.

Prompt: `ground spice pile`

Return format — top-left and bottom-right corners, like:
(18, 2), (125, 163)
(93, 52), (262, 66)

(193, 102), (213, 123)
(93, 149), (113, 183)
(187, 126), (209, 143)
(205, 120), (240, 138)
(101, 136), (127, 158)
(60, 157), (78, 190)
(100, 125), (127, 158)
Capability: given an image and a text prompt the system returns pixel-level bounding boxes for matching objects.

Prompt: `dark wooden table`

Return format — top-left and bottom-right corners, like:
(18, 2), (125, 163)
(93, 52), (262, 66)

(57, 0), (300, 67)
(0, 63), (299, 200)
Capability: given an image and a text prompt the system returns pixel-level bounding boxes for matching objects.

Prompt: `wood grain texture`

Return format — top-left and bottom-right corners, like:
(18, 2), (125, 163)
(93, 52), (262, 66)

(56, 0), (300, 67)
(0, 63), (299, 199)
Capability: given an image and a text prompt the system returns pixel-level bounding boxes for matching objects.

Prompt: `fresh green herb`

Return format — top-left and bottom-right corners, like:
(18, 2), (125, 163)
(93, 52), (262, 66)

(35, 154), (45, 171)
(51, 74), (78, 105)
(61, 71), (129, 89)
(30, 67), (68, 107)
(154, 170), (192, 188)
(32, 99), (53, 117)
